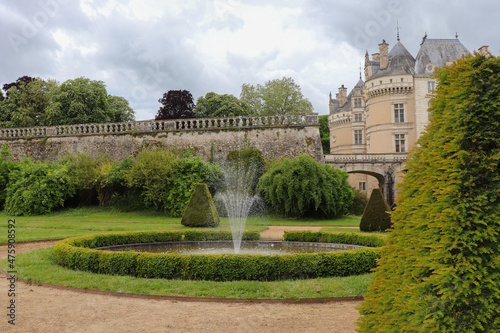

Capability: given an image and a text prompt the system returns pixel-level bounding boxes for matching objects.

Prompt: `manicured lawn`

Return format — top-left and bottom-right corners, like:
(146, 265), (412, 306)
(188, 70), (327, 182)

(0, 207), (362, 243)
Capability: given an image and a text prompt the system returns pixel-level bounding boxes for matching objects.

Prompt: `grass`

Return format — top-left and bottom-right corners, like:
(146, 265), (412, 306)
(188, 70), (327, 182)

(0, 206), (362, 243)
(0, 248), (372, 299)
(0, 206), (376, 299)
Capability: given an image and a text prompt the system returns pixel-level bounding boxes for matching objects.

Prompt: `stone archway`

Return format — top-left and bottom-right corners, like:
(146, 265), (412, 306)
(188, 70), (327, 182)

(325, 154), (407, 206)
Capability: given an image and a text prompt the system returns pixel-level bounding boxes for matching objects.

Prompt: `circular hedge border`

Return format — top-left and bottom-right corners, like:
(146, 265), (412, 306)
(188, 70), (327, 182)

(53, 230), (383, 281)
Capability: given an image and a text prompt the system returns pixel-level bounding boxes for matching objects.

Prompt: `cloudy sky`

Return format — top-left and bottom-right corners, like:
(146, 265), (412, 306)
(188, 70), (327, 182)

(1, 0), (498, 120)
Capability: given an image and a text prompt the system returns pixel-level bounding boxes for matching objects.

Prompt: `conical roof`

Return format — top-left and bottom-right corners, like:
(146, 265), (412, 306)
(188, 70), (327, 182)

(371, 41), (415, 79)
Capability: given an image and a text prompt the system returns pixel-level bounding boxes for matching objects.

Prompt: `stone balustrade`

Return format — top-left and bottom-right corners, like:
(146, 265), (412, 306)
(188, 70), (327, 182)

(325, 153), (407, 163)
(0, 113), (319, 139)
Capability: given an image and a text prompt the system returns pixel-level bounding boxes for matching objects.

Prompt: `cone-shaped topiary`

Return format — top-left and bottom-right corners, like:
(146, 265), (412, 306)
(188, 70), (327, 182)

(181, 183), (220, 227)
(359, 188), (392, 232)
(358, 54), (500, 332)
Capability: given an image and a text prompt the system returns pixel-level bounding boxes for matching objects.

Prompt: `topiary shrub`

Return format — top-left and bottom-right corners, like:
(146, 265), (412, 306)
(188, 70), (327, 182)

(359, 188), (392, 232)
(181, 183), (220, 227)
(358, 54), (500, 332)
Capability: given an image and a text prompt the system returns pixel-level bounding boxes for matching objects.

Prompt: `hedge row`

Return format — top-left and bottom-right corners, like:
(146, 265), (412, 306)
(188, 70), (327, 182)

(283, 231), (386, 248)
(53, 230), (380, 281)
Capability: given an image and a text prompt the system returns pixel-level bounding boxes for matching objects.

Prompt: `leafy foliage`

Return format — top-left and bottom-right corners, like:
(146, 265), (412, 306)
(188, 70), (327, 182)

(0, 76), (135, 128)
(0, 144), (19, 209)
(156, 90), (195, 120)
(125, 148), (177, 209)
(5, 160), (75, 216)
(348, 188), (368, 216)
(181, 183), (220, 227)
(194, 92), (254, 118)
(358, 54), (500, 332)
(258, 154), (353, 217)
(0, 77), (56, 128)
(46, 77), (111, 125)
(164, 157), (223, 217)
(283, 231), (386, 248)
(319, 115), (330, 154)
(61, 153), (110, 205)
(240, 77), (313, 115)
(107, 95), (135, 122)
(359, 188), (392, 231)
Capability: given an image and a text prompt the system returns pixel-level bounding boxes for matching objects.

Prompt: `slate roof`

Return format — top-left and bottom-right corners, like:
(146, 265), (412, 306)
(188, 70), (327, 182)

(415, 38), (470, 74)
(370, 41), (416, 79)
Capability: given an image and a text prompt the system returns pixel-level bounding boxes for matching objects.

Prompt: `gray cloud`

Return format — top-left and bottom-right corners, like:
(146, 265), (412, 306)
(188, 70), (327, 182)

(1, 0), (498, 120)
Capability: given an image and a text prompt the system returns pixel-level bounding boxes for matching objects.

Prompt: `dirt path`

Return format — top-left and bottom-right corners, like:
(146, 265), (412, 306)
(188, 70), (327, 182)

(0, 229), (362, 333)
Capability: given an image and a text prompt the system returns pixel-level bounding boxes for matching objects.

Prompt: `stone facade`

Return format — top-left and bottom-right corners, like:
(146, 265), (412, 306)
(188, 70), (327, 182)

(0, 114), (324, 163)
(328, 35), (471, 200)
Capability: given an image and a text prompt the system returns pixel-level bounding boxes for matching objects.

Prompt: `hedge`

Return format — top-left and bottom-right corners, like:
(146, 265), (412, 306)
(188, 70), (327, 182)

(53, 230), (380, 281)
(284, 231), (386, 248)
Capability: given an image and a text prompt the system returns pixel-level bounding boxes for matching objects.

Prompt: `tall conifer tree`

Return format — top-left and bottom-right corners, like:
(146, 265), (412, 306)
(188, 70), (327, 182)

(358, 54), (500, 332)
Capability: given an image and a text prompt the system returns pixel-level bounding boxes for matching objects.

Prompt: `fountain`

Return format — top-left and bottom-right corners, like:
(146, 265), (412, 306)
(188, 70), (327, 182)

(214, 154), (261, 254)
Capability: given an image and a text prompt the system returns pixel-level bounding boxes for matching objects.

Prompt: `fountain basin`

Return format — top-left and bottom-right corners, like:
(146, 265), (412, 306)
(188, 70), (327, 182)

(95, 240), (365, 255)
(53, 231), (381, 281)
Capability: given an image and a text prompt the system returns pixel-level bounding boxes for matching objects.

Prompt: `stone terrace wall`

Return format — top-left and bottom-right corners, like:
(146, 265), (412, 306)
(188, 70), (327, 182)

(0, 114), (324, 162)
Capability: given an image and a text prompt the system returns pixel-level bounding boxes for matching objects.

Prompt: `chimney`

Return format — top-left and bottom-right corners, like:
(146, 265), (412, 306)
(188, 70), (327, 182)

(478, 45), (490, 57)
(379, 40), (389, 70)
(335, 85), (348, 107)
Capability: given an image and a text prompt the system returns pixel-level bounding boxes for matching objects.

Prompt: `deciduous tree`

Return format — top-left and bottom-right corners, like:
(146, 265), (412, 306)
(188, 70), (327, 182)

(194, 92), (253, 118)
(156, 90), (195, 120)
(240, 77), (313, 115)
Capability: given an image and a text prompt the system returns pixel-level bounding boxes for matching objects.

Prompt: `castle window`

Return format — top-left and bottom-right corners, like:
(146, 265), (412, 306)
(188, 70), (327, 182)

(354, 98), (362, 108)
(428, 81), (436, 93)
(354, 113), (362, 122)
(394, 103), (405, 123)
(401, 78), (404, 82)
(395, 134), (406, 153)
(359, 182), (366, 191)
(354, 130), (363, 145)
(379, 80), (382, 85)
(390, 79), (393, 83)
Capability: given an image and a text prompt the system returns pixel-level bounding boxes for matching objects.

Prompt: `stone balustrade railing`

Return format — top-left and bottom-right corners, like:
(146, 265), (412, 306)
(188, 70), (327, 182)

(0, 113), (319, 139)
(325, 153), (407, 163)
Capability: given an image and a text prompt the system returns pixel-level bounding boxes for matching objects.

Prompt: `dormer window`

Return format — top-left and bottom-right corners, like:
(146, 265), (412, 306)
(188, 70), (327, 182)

(354, 98), (362, 108)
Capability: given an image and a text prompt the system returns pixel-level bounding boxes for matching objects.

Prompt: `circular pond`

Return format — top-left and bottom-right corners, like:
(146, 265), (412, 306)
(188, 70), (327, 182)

(95, 240), (366, 255)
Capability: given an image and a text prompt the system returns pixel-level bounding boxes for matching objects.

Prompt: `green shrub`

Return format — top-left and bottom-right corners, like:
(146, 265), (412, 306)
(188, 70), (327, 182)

(61, 152), (109, 205)
(164, 157), (223, 217)
(181, 183), (220, 227)
(0, 144), (19, 209)
(284, 231), (386, 248)
(53, 231), (379, 281)
(258, 154), (353, 217)
(183, 229), (260, 241)
(359, 189), (392, 232)
(348, 188), (368, 216)
(358, 55), (500, 332)
(5, 160), (75, 216)
(125, 147), (177, 209)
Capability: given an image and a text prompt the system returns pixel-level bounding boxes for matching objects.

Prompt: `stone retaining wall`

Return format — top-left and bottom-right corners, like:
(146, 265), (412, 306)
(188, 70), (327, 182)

(0, 114), (324, 162)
